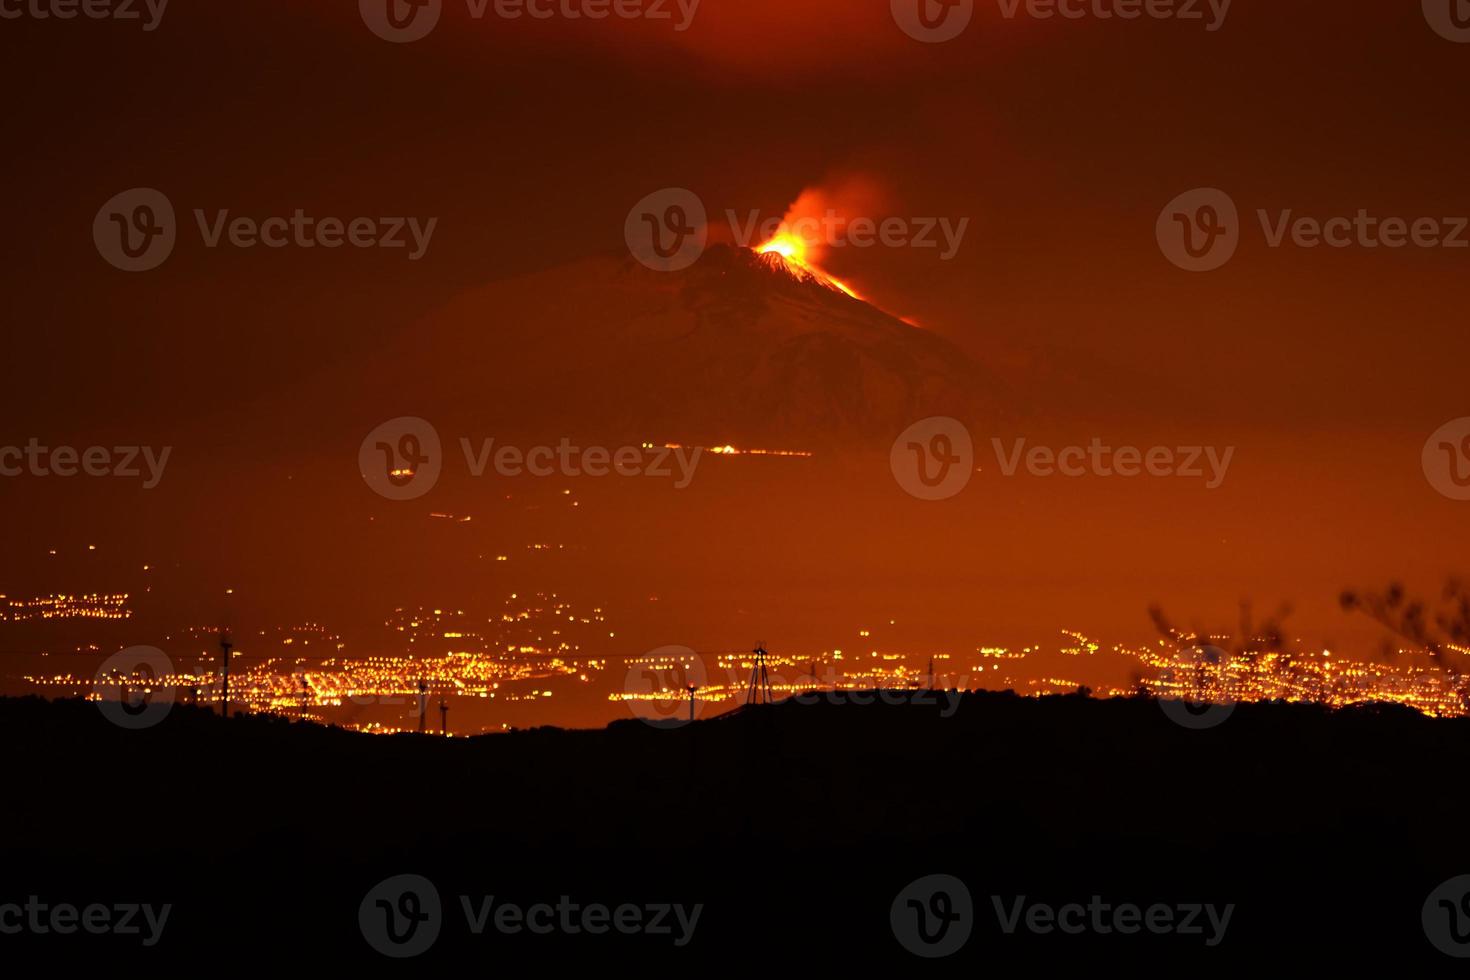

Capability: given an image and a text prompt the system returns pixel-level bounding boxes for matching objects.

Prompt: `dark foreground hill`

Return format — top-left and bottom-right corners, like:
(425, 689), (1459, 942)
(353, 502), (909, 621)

(2, 691), (1467, 970)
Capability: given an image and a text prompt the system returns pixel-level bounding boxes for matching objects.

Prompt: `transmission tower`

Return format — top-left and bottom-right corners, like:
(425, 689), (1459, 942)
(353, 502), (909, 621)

(746, 643), (775, 705)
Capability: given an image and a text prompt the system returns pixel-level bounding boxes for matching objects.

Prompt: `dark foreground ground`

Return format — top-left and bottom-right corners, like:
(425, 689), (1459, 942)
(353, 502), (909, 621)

(2, 690), (1467, 971)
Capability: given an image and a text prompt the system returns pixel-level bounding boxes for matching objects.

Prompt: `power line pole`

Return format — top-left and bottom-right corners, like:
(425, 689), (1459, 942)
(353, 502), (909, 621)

(219, 628), (233, 719)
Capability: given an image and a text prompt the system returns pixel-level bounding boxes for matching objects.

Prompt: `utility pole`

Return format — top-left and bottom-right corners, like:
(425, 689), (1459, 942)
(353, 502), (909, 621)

(299, 675), (311, 721)
(417, 680), (428, 734)
(219, 628), (233, 719)
(438, 697), (449, 737)
(687, 684), (698, 722)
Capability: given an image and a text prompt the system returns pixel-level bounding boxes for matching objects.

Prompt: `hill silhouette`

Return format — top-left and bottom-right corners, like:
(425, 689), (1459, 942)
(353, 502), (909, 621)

(1, 692), (1463, 968)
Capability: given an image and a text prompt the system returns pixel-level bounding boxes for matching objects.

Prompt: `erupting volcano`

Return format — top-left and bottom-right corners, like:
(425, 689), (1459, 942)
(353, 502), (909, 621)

(288, 241), (1002, 456)
(755, 231), (863, 301)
